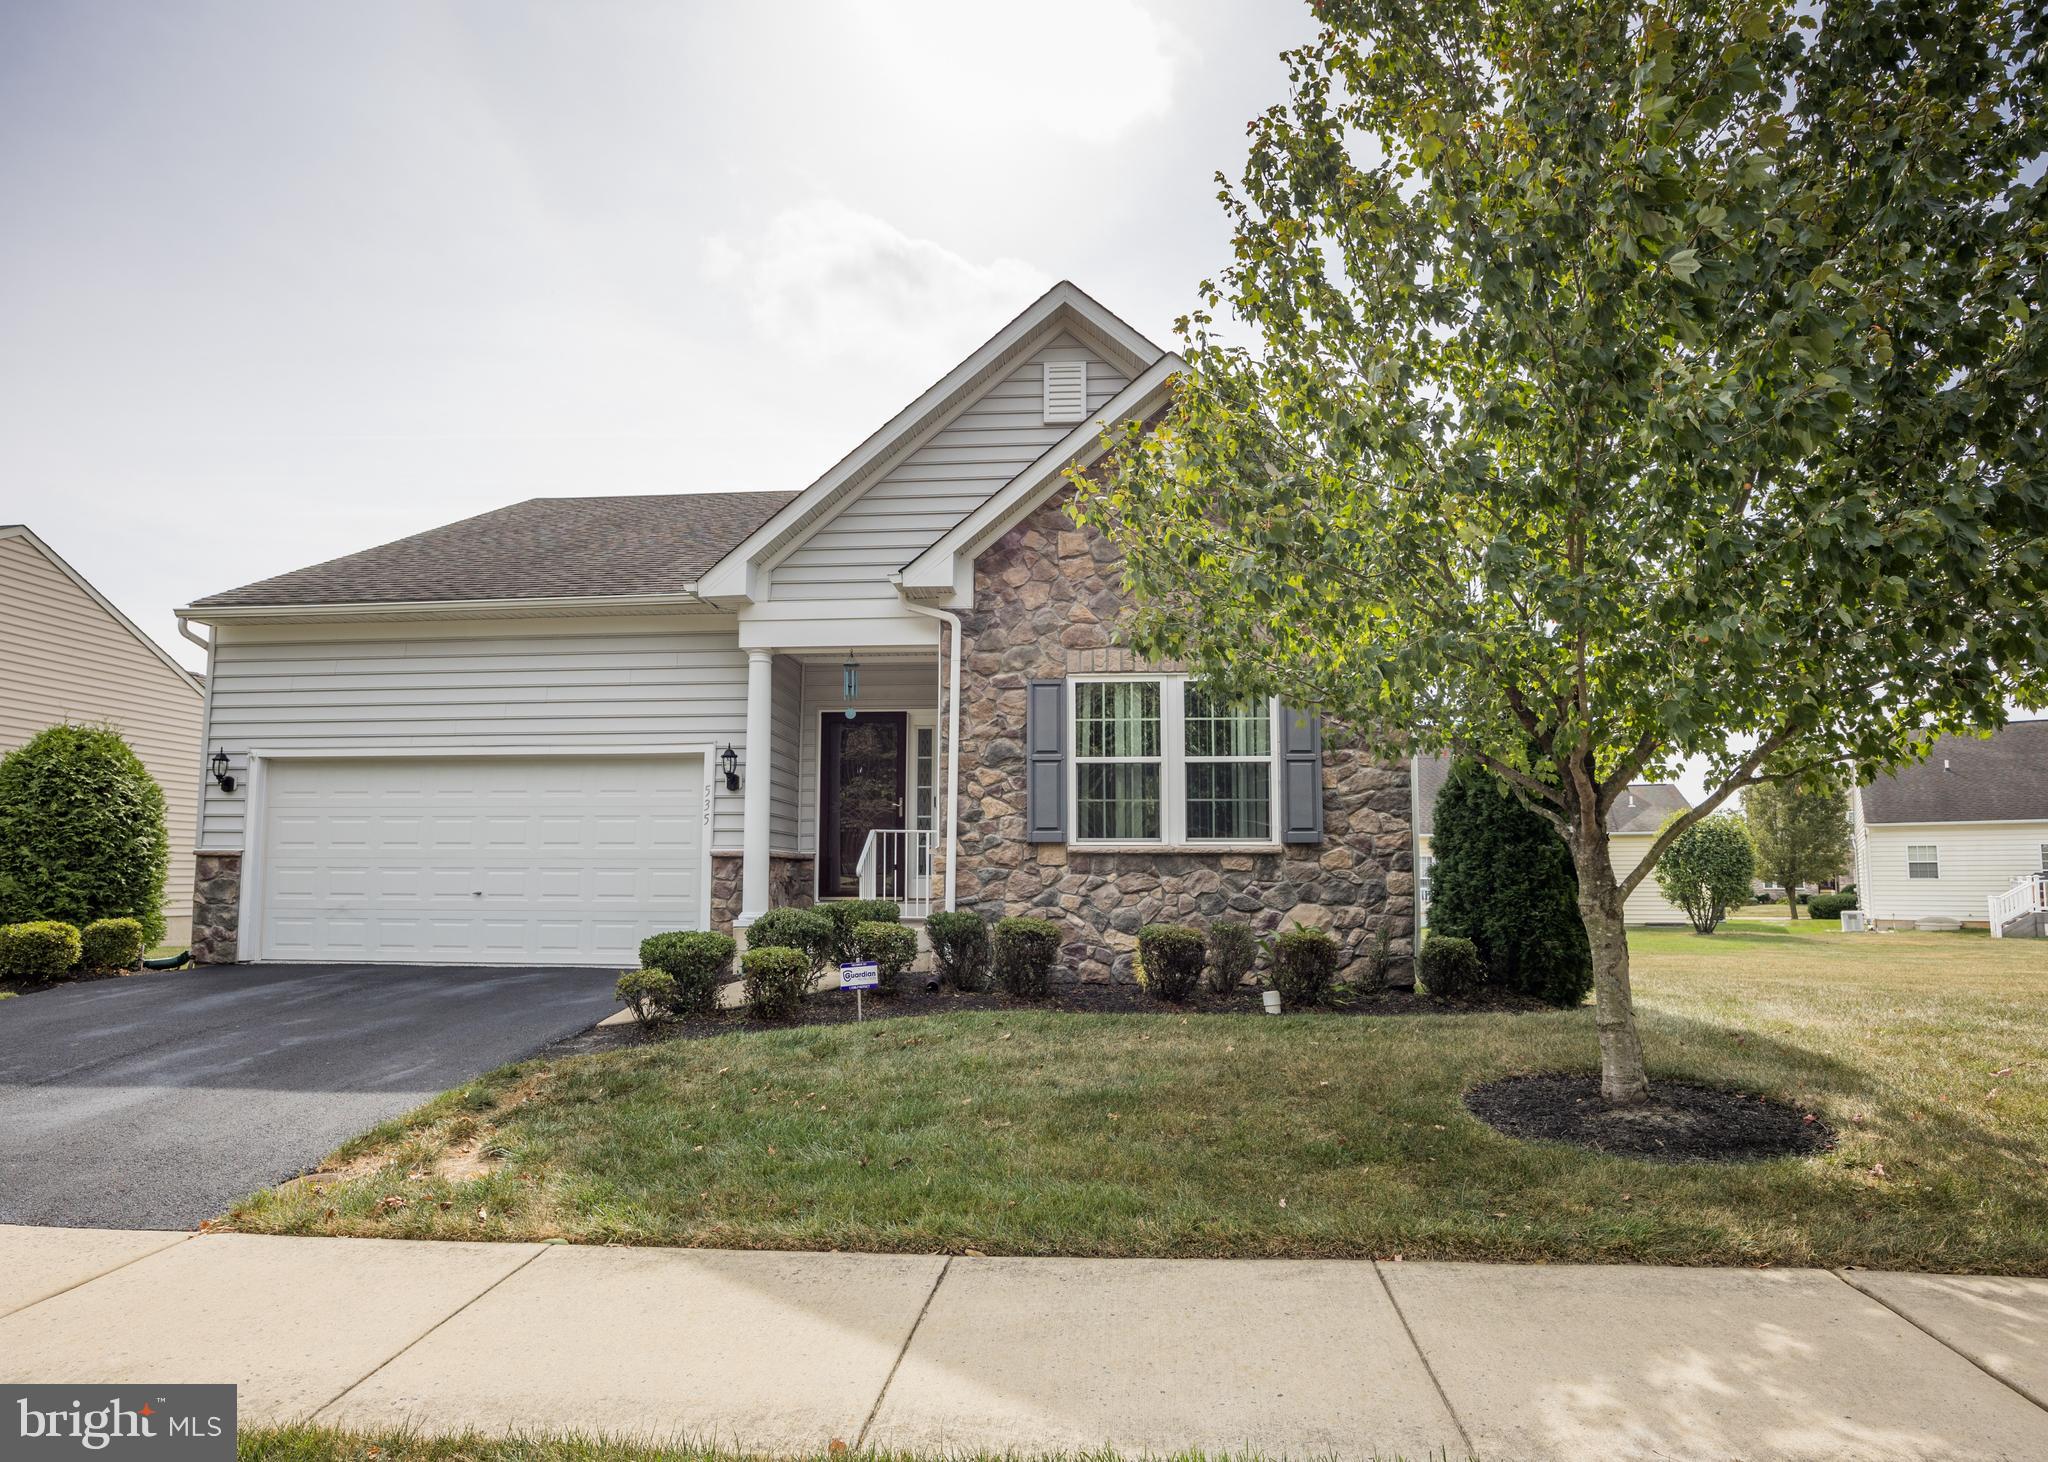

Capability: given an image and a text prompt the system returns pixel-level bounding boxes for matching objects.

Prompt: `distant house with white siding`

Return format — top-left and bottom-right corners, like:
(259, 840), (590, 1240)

(1, 524), (204, 943)
(1851, 721), (2048, 931)
(1413, 754), (1692, 926)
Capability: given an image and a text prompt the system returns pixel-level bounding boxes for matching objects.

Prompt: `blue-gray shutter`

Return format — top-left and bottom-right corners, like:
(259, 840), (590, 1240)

(1280, 705), (1323, 843)
(1025, 678), (1067, 843)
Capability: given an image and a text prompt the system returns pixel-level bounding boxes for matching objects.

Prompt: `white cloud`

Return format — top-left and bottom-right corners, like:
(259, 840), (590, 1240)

(843, 0), (1180, 140)
(705, 200), (1051, 367)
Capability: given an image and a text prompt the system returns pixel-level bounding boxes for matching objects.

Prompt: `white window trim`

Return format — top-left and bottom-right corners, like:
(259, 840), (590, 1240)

(1906, 843), (1940, 880)
(1067, 673), (1283, 851)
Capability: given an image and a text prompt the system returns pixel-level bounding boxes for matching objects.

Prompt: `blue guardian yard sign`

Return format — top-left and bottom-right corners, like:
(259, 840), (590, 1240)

(840, 959), (878, 1020)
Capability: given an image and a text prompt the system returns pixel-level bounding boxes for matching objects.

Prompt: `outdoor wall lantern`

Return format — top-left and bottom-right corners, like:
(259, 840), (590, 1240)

(842, 655), (860, 719)
(718, 744), (742, 792)
(210, 749), (236, 794)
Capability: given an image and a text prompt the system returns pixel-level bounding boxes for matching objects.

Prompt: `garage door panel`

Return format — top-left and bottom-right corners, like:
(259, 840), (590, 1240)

(259, 755), (703, 965)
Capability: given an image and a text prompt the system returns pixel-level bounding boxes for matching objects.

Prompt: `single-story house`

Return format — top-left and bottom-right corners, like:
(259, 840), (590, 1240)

(1, 524), (206, 943)
(173, 283), (1414, 979)
(1412, 754), (1692, 926)
(1850, 720), (2048, 933)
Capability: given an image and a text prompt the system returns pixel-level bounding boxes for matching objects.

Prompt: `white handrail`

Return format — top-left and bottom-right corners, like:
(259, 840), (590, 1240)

(856, 828), (935, 920)
(1988, 872), (2047, 939)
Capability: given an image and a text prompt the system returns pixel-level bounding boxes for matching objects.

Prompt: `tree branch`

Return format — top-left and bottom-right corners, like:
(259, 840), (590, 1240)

(1616, 727), (1789, 898)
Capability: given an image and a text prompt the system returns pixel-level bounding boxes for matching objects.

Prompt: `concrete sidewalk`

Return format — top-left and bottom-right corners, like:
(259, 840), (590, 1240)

(3, 1226), (2046, 1460)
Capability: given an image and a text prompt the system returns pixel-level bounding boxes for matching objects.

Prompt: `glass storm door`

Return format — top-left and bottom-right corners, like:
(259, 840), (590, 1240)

(819, 711), (907, 897)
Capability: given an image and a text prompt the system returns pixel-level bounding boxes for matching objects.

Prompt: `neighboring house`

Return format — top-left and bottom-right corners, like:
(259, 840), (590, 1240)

(174, 283), (1415, 977)
(1850, 720), (2048, 932)
(1, 524), (205, 943)
(1412, 754), (1691, 926)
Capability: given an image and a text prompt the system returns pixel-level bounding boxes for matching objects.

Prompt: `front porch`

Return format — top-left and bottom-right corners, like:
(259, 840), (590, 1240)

(722, 643), (949, 930)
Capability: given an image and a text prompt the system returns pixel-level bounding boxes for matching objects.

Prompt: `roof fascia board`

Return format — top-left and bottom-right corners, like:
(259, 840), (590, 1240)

(177, 591), (717, 624)
(899, 354), (1182, 593)
(3, 524), (203, 695)
(694, 283), (1165, 599)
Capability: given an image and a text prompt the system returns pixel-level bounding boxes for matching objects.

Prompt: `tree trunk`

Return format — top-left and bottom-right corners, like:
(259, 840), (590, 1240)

(1569, 829), (1650, 1105)
(1786, 885), (1799, 920)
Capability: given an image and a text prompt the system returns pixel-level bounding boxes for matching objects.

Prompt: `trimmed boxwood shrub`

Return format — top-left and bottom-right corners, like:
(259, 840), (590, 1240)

(1207, 920), (1258, 995)
(745, 907), (834, 970)
(0, 724), (170, 945)
(742, 945), (812, 1020)
(815, 899), (900, 965)
(638, 930), (735, 1016)
(79, 917), (146, 974)
(1420, 934), (1486, 1001)
(1271, 926), (1337, 1007)
(992, 916), (1061, 998)
(1809, 890), (1859, 919)
(854, 920), (919, 993)
(0, 920), (83, 981)
(1137, 923), (1205, 1002)
(615, 968), (677, 1029)
(925, 911), (990, 991)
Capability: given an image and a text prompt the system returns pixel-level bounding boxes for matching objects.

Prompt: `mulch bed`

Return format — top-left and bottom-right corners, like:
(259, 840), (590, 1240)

(0, 969), (135, 1001)
(1464, 1073), (1835, 1164)
(542, 977), (1546, 1058)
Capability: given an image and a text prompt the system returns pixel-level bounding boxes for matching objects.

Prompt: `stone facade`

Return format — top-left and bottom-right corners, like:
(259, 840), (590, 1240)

(710, 852), (815, 933)
(951, 486), (1415, 984)
(191, 851), (241, 965)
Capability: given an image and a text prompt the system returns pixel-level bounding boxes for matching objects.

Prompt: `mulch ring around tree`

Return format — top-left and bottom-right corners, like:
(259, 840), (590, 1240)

(1463, 1073), (1835, 1164)
(544, 977), (1548, 1057)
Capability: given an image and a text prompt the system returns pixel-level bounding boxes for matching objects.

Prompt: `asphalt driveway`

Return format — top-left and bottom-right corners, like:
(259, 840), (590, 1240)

(0, 963), (625, 1229)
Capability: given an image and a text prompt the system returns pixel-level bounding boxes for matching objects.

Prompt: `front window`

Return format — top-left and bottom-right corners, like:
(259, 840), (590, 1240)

(1907, 844), (1939, 880)
(1184, 690), (1272, 840)
(1071, 677), (1278, 845)
(1073, 680), (1163, 840)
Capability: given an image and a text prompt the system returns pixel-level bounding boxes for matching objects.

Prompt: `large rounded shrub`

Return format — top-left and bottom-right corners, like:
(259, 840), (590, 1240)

(0, 725), (169, 945)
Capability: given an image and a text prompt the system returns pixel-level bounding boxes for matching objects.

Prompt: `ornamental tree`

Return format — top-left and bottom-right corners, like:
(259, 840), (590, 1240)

(1742, 772), (1853, 917)
(1654, 812), (1757, 933)
(1074, 0), (2048, 1101)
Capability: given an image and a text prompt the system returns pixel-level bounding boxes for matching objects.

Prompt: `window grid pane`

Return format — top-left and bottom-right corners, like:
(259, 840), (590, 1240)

(1186, 760), (1270, 841)
(1907, 844), (1939, 879)
(1077, 762), (1162, 840)
(1074, 681), (1160, 759)
(1184, 692), (1270, 759)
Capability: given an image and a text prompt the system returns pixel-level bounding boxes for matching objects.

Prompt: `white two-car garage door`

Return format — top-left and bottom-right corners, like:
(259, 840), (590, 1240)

(256, 755), (705, 965)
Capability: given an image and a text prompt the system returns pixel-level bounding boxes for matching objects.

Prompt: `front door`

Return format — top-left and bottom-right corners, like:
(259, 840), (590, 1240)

(819, 712), (907, 897)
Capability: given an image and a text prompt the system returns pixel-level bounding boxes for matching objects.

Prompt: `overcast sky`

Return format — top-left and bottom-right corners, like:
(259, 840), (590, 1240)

(1, 0), (1307, 652)
(1, 1), (1738, 801)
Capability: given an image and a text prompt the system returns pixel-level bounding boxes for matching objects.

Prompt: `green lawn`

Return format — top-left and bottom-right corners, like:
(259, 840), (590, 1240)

(226, 921), (2048, 1273)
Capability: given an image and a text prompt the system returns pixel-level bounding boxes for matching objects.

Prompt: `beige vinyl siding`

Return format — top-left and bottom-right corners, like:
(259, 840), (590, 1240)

(0, 532), (203, 942)
(1417, 831), (1686, 926)
(794, 657), (939, 857)
(199, 616), (770, 853)
(1856, 819), (2048, 925)
(1608, 833), (1689, 924)
(769, 334), (1128, 601)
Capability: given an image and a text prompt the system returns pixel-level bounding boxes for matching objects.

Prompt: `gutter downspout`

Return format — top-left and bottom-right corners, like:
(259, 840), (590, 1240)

(896, 583), (961, 912)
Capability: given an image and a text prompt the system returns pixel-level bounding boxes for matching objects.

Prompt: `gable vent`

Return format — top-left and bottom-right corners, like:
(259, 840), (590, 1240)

(1042, 360), (1088, 424)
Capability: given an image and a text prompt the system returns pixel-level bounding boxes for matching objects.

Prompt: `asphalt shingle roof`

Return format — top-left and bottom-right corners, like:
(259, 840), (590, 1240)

(188, 492), (796, 609)
(1413, 753), (1689, 837)
(1858, 721), (2048, 824)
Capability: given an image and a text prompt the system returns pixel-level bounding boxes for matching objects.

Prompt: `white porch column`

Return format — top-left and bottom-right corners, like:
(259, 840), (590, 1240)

(739, 647), (774, 924)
